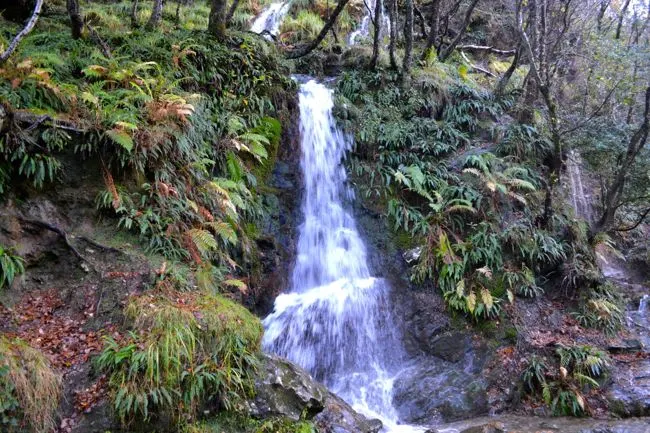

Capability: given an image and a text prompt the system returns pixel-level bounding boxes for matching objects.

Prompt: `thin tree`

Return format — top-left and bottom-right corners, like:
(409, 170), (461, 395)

(421, 0), (440, 61)
(286, 0), (351, 58)
(370, 0), (383, 69)
(147, 0), (164, 29)
(388, 0), (398, 69)
(131, 0), (140, 27)
(402, 0), (414, 77)
(615, 0), (632, 39)
(0, 0), (44, 64)
(66, 0), (84, 39)
(598, 87), (650, 229)
(438, 0), (480, 62)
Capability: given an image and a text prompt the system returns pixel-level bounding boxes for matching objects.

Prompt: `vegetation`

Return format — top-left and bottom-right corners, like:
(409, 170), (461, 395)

(96, 288), (263, 427)
(184, 412), (315, 433)
(522, 346), (610, 416)
(0, 336), (62, 433)
(0, 246), (24, 289)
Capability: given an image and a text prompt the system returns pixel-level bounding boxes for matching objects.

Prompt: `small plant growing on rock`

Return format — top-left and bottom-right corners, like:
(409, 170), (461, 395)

(0, 246), (24, 290)
(521, 345), (609, 416)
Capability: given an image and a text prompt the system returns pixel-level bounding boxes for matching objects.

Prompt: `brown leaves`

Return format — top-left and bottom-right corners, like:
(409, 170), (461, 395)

(73, 375), (108, 413)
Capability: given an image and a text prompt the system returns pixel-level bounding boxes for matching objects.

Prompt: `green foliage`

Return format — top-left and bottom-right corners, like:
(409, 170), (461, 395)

(573, 282), (624, 335)
(0, 336), (62, 433)
(281, 11), (325, 44)
(0, 247), (24, 290)
(96, 290), (263, 426)
(521, 345), (609, 416)
(185, 413), (315, 433)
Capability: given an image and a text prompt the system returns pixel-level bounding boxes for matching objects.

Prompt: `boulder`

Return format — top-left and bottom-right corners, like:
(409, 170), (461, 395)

(392, 361), (488, 424)
(252, 354), (382, 433)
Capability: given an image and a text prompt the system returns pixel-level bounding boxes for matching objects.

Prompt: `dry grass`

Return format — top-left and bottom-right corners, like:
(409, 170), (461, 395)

(0, 336), (62, 433)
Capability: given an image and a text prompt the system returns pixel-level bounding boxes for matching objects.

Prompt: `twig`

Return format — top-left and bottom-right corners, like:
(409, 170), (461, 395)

(456, 44), (517, 56)
(86, 23), (113, 59)
(0, 0), (44, 64)
(460, 51), (496, 77)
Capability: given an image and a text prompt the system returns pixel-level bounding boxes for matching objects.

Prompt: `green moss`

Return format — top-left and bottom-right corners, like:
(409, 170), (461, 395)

(251, 117), (282, 183)
(0, 336), (62, 433)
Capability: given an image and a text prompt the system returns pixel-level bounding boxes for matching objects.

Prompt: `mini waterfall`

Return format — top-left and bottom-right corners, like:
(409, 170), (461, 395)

(251, 1), (291, 37)
(262, 80), (424, 432)
(348, 0), (391, 45)
(566, 150), (593, 222)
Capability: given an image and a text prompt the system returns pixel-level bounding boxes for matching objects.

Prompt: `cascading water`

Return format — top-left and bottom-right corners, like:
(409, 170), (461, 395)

(566, 150), (593, 222)
(348, 0), (391, 45)
(251, 1), (291, 37)
(262, 80), (424, 433)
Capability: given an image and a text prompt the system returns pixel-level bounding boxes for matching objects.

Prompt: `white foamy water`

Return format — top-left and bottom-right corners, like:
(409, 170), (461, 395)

(251, 1), (291, 37)
(566, 150), (593, 222)
(349, 0), (391, 45)
(262, 80), (425, 432)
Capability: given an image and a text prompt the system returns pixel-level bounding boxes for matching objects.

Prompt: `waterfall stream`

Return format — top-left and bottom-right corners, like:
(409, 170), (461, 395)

(262, 80), (424, 432)
(348, 0), (390, 45)
(251, 1), (291, 37)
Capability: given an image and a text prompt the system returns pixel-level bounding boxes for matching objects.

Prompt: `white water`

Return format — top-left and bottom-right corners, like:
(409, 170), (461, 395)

(251, 1), (291, 37)
(262, 80), (424, 432)
(566, 150), (593, 222)
(348, 0), (391, 45)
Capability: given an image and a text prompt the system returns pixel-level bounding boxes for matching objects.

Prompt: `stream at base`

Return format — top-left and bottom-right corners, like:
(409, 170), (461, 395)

(262, 80), (424, 432)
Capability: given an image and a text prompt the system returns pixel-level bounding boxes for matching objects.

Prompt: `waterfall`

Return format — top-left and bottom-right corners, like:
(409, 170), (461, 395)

(348, 0), (391, 45)
(263, 80), (424, 432)
(566, 150), (593, 222)
(251, 1), (291, 37)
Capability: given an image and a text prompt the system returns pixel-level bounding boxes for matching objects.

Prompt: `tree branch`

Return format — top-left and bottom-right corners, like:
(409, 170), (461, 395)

(0, 0), (44, 64)
(286, 0), (351, 59)
(456, 45), (517, 56)
(460, 51), (495, 77)
(615, 207), (650, 232)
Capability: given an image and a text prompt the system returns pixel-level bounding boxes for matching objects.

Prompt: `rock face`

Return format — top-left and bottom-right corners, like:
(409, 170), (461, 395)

(252, 354), (382, 433)
(607, 358), (650, 417)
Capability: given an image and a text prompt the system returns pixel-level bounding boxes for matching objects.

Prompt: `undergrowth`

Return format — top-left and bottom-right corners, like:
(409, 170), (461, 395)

(96, 288), (263, 427)
(0, 336), (62, 433)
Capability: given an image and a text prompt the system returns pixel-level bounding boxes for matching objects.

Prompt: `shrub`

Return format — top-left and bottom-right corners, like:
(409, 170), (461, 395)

(0, 336), (62, 433)
(96, 289), (263, 426)
(0, 247), (24, 290)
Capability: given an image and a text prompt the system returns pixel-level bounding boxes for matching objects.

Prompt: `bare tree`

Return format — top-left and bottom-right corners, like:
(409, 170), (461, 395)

(421, 0), (440, 61)
(388, 0), (398, 68)
(403, 0), (414, 76)
(208, 0), (228, 39)
(0, 0), (44, 64)
(615, 0), (632, 39)
(598, 87), (650, 229)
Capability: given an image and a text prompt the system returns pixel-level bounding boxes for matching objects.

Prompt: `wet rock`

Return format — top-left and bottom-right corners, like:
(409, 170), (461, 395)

(403, 246), (423, 264)
(607, 356), (650, 417)
(428, 332), (471, 363)
(252, 354), (381, 433)
(607, 339), (643, 353)
(392, 361), (488, 424)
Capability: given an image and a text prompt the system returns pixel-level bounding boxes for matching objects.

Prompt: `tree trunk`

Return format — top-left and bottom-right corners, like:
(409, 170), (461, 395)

(66, 0), (84, 39)
(402, 0), (413, 76)
(226, 0), (241, 25)
(421, 0), (440, 61)
(597, 0), (610, 32)
(131, 0), (140, 27)
(494, 46), (521, 97)
(147, 0), (164, 29)
(438, 0), (480, 62)
(598, 86), (650, 229)
(370, 0), (383, 69)
(208, 0), (228, 39)
(286, 0), (351, 59)
(388, 0), (397, 69)
(615, 0), (631, 39)
(0, 0), (44, 64)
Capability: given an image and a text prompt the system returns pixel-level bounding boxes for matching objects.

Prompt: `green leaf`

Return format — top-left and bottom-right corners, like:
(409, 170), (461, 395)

(106, 129), (134, 152)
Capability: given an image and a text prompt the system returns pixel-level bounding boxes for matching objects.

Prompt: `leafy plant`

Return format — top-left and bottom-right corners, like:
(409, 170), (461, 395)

(0, 247), (24, 290)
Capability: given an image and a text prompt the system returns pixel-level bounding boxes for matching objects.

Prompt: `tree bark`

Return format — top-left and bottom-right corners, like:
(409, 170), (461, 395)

(208, 0), (228, 39)
(615, 0), (631, 39)
(131, 0), (140, 27)
(147, 0), (164, 29)
(598, 86), (650, 229)
(597, 0), (611, 32)
(421, 0), (440, 61)
(402, 0), (413, 76)
(494, 46), (521, 96)
(66, 0), (84, 39)
(388, 0), (397, 69)
(0, 0), (44, 64)
(286, 0), (351, 59)
(370, 0), (383, 69)
(438, 0), (480, 62)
